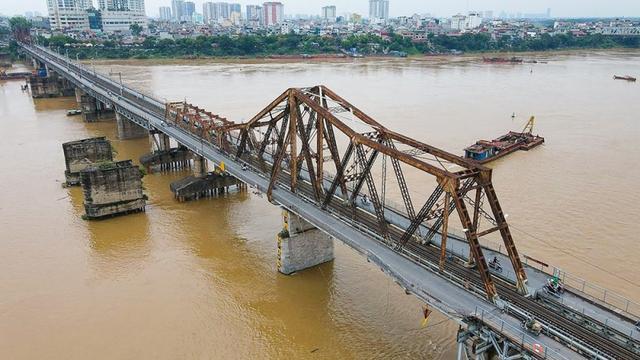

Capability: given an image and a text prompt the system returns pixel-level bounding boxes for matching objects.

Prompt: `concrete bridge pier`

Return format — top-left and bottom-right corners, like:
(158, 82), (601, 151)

(80, 160), (146, 219)
(116, 112), (147, 140)
(74, 87), (84, 104)
(277, 210), (334, 275)
(168, 157), (245, 202)
(140, 132), (192, 172)
(62, 137), (113, 186)
(193, 155), (208, 178)
(80, 95), (115, 122)
(28, 71), (75, 98)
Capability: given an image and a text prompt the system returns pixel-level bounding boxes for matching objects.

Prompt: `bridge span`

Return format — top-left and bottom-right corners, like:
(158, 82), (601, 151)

(19, 42), (640, 359)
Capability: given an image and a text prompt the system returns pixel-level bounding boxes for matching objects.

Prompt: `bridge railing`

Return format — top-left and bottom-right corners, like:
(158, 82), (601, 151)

(471, 306), (573, 359)
(553, 268), (640, 321)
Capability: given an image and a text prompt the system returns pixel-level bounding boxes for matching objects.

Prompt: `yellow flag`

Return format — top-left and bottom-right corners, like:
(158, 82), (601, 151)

(421, 317), (430, 328)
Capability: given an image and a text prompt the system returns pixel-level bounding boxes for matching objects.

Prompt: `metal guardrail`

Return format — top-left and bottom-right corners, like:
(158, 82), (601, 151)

(553, 268), (640, 321)
(472, 305), (572, 360)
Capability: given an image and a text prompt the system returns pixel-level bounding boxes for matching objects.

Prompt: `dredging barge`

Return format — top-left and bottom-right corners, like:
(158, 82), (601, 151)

(464, 116), (544, 164)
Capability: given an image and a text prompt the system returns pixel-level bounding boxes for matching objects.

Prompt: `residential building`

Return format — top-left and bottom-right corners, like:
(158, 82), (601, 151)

(229, 3), (241, 18)
(217, 2), (230, 19)
(87, 8), (102, 30)
(159, 6), (171, 21)
(246, 5), (262, 23)
(467, 12), (482, 29)
(97, 0), (146, 32)
(171, 0), (184, 21)
(202, 2), (216, 24)
(369, 0), (388, 22)
(321, 6), (336, 22)
(262, 2), (283, 26)
(450, 14), (466, 30)
(182, 1), (195, 22)
(46, 0), (92, 31)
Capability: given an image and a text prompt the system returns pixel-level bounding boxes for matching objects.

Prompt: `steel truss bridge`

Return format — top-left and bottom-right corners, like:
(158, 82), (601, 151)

(19, 42), (640, 360)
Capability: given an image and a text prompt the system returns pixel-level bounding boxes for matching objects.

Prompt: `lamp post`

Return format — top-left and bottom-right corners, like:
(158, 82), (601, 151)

(109, 70), (123, 95)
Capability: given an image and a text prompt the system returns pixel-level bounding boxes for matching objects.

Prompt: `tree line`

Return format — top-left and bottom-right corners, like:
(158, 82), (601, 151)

(33, 32), (639, 60)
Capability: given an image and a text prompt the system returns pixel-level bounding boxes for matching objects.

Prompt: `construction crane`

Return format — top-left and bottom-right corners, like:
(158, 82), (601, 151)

(522, 116), (536, 134)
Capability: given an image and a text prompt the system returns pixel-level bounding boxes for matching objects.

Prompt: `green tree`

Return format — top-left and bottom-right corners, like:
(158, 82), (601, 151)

(129, 23), (142, 36)
(9, 16), (31, 41)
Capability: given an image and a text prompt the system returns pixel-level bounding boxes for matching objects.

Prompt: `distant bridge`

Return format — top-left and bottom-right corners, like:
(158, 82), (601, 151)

(19, 42), (640, 359)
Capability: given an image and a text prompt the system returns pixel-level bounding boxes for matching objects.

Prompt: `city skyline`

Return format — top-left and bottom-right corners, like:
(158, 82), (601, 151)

(2, 0), (640, 18)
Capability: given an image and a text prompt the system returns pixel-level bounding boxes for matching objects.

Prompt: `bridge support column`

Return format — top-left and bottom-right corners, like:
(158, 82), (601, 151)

(193, 155), (208, 178)
(277, 210), (334, 275)
(62, 137), (113, 186)
(74, 87), (84, 103)
(116, 112), (147, 139)
(80, 160), (146, 219)
(80, 95), (115, 122)
(28, 72), (75, 98)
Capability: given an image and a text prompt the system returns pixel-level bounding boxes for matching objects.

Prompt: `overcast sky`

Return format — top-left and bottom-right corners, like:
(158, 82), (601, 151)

(1, 0), (639, 18)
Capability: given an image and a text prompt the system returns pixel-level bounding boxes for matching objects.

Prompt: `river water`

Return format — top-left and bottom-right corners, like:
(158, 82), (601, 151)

(1, 51), (639, 359)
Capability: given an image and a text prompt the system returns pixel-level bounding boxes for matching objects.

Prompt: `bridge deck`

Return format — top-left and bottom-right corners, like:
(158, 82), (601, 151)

(21, 43), (640, 359)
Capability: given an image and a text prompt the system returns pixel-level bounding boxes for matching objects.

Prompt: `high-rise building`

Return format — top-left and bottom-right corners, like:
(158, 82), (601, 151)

(217, 2), (230, 19)
(246, 5), (262, 23)
(87, 8), (103, 30)
(262, 2), (283, 26)
(182, 1), (195, 21)
(202, 2), (216, 24)
(229, 3), (241, 19)
(159, 6), (172, 21)
(171, 0), (184, 21)
(46, 0), (92, 31)
(98, 0), (145, 12)
(368, 0), (388, 21)
(321, 5), (336, 22)
(97, 0), (146, 32)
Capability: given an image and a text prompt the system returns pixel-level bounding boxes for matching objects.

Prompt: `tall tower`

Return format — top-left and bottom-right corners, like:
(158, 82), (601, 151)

(47, 0), (92, 31)
(262, 2), (284, 26)
(171, 0), (184, 21)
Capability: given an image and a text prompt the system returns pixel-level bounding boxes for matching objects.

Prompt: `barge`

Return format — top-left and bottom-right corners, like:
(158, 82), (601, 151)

(464, 116), (544, 164)
(482, 57), (523, 64)
(0, 70), (31, 81)
(613, 75), (636, 82)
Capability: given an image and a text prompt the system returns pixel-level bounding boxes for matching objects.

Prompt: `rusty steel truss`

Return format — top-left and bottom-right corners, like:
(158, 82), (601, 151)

(165, 85), (528, 300)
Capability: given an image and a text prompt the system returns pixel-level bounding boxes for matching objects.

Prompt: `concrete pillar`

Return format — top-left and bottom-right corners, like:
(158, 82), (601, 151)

(116, 112), (147, 140)
(277, 210), (334, 275)
(193, 155), (207, 177)
(80, 160), (146, 219)
(74, 87), (84, 104)
(62, 137), (113, 186)
(81, 95), (115, 122)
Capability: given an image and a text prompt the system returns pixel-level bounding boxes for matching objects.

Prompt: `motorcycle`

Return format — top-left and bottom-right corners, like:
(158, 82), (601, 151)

(489, 260), (503, 273)
(545, 278), (565, 296)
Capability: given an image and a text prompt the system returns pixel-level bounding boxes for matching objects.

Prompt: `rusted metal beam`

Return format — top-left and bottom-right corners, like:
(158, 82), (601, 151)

(396, 185), (444, 251)
(439, 193), (450, 272)
(451, 187), (498, 301)
(355, 143), (389, 243)
(322, 142), (354, 209)
(288, 93), (298, 192)
(482, 180), (529, 295)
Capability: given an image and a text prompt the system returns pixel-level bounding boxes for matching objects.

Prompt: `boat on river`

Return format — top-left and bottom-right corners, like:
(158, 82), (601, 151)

(464, 116), (544, 164)
(613, 75), (636, 82)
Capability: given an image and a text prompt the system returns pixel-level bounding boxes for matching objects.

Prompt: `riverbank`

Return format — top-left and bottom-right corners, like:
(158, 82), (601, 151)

(81, 47), (640, 66)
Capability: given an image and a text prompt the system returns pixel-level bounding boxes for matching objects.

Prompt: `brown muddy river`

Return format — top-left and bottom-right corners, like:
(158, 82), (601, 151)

(1, 51), (639, 359)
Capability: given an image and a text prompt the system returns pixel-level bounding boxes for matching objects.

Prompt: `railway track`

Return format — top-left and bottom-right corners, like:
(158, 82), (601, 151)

(37, 47), (639, 359)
